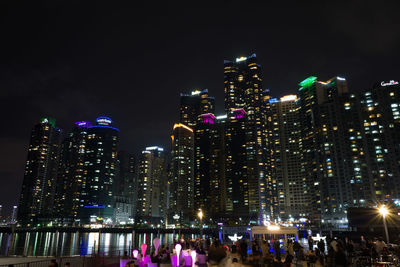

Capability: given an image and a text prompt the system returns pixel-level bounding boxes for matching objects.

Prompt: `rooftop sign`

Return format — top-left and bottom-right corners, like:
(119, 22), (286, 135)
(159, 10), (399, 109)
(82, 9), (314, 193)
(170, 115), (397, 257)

(381, 80), (399, 87)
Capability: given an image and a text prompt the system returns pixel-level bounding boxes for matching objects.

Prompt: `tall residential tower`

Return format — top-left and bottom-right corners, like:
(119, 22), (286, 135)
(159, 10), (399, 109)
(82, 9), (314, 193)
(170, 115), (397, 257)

(18, 118), (62, 226)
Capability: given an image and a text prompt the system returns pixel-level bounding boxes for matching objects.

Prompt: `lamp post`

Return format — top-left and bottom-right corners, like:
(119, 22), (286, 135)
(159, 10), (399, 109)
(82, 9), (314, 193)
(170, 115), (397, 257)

(378, 205), (390, 244)
(198, 209), (203, 239)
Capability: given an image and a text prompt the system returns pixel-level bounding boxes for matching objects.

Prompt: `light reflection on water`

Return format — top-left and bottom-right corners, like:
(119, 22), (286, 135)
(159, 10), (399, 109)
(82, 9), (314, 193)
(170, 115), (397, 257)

(0, 231), (191, 257)
(0, 231), (312, 257)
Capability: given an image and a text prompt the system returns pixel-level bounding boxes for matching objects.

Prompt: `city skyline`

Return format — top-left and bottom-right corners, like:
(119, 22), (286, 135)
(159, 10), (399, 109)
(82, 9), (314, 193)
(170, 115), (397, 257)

(13, 71), (400, 227)
(1, 1), (400, 216)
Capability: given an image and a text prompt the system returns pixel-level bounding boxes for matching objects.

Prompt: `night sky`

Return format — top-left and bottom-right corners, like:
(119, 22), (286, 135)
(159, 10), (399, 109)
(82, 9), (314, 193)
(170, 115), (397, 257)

(1, 1), (400, 215)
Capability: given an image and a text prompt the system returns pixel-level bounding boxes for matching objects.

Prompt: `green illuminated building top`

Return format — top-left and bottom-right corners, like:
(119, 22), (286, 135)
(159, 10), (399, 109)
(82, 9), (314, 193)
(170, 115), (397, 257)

(299, 76), (317, 90)
(40, 117), (56, 128)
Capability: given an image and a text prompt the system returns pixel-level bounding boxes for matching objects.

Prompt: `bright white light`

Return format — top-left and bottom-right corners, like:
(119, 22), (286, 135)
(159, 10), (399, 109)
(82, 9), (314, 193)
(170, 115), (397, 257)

(337, 77), (346, 81)
(267, 225), (280, 231)
(198, 209), (203, 220)
(236, 56), (247, 62)
(191, 90), (201, 95)
(280, 95), (298, 102)
(216, 114), (227, 120)
(379, 205), (389, 216)
(381, 80), (399, 87)
(228, 233), (242, 242)
(146, 146), (164, 151)
(191, 251), (196, 267)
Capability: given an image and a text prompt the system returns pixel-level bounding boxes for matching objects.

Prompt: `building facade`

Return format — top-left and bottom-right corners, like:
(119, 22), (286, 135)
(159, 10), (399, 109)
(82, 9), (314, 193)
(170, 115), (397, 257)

(55, 121), (91, 224)
(180, 89), (215, 128)
(136, 146), (167, 225)
(360, 80), (400, 204)
(78, 117), (119, 225)
(169, 123), (194, 227)
(194, 113), (226, 222)
(224, 54), (268, 223)
(113, 151), (136, 225)
(269, 95), (305, 221)
(18, 118), (62, 226)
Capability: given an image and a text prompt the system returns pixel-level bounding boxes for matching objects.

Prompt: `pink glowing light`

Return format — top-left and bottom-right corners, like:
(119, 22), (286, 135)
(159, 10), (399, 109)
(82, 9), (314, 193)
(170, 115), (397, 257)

(141, 243), (147, 258)
(133, 249), (139, 258)
(200, 113), (216, 124)
(233, 109), (246, 119)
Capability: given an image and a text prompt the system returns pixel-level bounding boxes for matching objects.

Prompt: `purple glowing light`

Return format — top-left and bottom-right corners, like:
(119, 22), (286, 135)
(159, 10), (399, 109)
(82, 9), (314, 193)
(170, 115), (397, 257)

(233, 109), (246, 119)
(96, 116), (112, 126)
(200, 113), (215, 124)
(75, 121), (92, 127)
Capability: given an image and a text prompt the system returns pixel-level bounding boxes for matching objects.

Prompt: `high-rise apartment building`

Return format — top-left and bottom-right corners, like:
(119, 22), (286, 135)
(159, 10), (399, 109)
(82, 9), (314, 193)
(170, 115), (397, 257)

(298, 76), (371, 226)
(136, 146), (167, 225)
(224, 109), (251, 222)
(169, 123), (194, 227)
(114, 151), (136, 225)
(78, 117), (119, 225)
(180, 89), (215, 128)
(269, 95), (305, 220)
(55, 121), (91, 224)
(360, 80), (400, 204)
(194, 114), (226, 222)
(224, 54), (268, 223)
(18, 118), (62, 226)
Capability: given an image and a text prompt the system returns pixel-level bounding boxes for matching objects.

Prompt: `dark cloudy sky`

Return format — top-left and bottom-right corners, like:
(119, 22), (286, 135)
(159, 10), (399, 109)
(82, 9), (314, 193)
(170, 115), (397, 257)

(1, 0), (400, 215)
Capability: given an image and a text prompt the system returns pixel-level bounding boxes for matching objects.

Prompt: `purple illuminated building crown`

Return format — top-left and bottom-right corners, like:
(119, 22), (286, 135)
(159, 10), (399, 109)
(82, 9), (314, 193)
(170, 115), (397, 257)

(233, 108), (246, 119)
(199, 113), (215, 124)
(96, 116), (113, 126)
(75, 121), (92, 127)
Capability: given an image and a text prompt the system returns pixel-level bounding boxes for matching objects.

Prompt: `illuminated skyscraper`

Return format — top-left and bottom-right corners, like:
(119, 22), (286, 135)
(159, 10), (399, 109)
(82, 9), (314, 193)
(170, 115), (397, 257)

(78, 116), (119, 225)
(136, 146), (167, 225)
(169, 123), (194, 226)
(180, 89), (215, 128)
(18, 118), (62, 226)
(224, 54), (268, 223)
(360, 80), (400, 203)
(269, 95), (305, 220)
(55, 121), (91, 224)
(194, 114), (226, 221)
(298, 76), (370, 226)
(224, 109), (250, 221)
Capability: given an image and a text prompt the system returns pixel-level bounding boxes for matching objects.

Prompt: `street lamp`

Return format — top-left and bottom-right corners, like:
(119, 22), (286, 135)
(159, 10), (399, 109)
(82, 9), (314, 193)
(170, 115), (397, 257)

(378, 205), (390, 244)
(198, 209), (203, 239)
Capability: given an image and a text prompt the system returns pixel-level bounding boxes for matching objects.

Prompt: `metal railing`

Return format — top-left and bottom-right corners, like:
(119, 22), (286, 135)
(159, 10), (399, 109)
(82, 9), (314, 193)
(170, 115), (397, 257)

(0, 250), (123, 267)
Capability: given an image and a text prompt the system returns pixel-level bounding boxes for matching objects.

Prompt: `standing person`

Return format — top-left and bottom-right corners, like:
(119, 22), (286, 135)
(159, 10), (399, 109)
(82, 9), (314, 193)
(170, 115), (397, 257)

(49, 259), (58, 267)
(286, 239), (294, 257)
(239, 239), (248, 263)
(360, 235), (367, 249)
(375, 237), (386, 255)
(335, 246), (347, 267)
(273, 238), (281, 261)
(317, 239), (325, 255)
(293, 240), (301, 258)
(208, 240), (227, 265)
(285, 239), (294, 266)
(307, 236), (313, 252)
(330, 238), (338, 252)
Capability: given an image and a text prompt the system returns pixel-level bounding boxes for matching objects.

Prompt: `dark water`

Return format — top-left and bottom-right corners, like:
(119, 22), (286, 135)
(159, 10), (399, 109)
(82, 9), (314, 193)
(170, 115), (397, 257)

(0, 232), (198, 256)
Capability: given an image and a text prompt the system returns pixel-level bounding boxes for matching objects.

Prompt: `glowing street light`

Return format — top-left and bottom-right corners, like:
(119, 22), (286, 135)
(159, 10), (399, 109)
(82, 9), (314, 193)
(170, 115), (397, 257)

(198, 209), (203, 239)
(378, 205), (390, 243)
